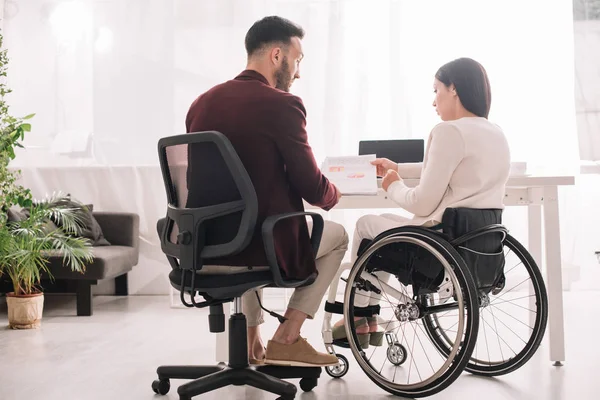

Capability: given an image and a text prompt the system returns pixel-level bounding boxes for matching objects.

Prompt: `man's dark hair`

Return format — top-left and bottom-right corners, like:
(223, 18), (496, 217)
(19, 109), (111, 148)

(245, 16), (305, 57)
(435, 58), (492, 118)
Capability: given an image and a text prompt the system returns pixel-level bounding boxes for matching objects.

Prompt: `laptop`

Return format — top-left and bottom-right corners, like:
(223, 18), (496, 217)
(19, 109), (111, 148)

(358, 139), (424, 163)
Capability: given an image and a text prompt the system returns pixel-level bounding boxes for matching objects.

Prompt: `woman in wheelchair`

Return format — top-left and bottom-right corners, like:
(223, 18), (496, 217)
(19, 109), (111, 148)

(322, 58), (547, 397)
(333, 57), (511, 340)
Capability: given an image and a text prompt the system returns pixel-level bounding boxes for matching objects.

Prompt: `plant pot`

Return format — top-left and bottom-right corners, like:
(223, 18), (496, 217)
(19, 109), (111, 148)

(6, 292), (44, 329)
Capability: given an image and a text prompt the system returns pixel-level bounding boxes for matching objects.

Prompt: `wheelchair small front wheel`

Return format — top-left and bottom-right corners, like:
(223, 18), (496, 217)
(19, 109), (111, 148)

(325, 354), (349, 378)
(387, 343), (407, 366)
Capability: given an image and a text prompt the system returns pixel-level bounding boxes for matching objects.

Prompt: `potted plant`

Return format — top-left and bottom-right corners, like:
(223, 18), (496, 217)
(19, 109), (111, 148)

(0, 31), (94, 329)
(0, 196), (94, 328)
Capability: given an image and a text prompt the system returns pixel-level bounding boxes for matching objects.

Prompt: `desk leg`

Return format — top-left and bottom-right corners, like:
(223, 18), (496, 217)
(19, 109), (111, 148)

(527, 204), (543, 271)
(527, 204), (542, 328)
(543, 186), (566, 366)
(215, 303), (230, 363)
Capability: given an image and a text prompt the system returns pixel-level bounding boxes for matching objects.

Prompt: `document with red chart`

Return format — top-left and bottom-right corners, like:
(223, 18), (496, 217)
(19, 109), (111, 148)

(322, 154), (378, 195)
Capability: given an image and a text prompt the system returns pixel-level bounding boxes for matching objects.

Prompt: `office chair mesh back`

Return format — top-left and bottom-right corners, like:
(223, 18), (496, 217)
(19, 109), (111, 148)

(159, 132), (257, 261)
(165, 141), (243, 247)
(164, 143), (188, 246)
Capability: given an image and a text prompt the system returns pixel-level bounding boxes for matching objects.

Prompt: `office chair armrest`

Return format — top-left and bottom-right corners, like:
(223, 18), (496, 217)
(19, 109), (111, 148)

(262, 212), (324, 288)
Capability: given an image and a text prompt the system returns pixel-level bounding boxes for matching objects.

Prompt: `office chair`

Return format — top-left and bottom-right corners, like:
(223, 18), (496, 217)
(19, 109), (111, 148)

(152, 131), (323, 400)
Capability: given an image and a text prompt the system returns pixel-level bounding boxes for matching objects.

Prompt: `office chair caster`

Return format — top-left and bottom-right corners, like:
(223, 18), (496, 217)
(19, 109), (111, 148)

(325, 354), (349, 379)
(151, 378), (170, 395)
(299, 377), (318, 392)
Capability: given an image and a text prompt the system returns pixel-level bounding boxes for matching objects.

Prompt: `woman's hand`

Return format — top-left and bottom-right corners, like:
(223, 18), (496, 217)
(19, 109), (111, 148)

(371, 158), (398, 177)
(382, 169), (401, 191)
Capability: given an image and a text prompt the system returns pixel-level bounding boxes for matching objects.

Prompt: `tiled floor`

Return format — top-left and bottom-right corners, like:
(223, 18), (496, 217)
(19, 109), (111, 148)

(0, 292), (597, 400)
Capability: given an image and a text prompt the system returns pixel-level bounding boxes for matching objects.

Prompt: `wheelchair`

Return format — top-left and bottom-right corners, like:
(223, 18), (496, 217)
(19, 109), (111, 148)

(321, 208), (548, 398)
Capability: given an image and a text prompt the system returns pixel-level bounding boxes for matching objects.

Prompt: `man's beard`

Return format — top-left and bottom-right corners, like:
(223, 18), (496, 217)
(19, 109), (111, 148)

(274, 57), (293, 92)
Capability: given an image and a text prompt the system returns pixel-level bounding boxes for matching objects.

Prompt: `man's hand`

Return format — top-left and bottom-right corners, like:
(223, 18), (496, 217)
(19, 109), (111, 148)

(371, 158), (398, 177)
(382, 169), (401, 191)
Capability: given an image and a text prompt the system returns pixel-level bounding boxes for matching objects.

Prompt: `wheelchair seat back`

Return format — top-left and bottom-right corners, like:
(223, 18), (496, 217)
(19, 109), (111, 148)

(441, 208), (505, 293)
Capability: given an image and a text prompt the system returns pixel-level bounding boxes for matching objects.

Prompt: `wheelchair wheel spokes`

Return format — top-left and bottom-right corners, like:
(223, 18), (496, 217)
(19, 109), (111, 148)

(343, 231), (479, 398)
(424, 234), (548, 376)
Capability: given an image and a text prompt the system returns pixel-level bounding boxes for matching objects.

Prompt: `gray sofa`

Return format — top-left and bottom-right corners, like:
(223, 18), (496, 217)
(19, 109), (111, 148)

(45, 212), (140, 316)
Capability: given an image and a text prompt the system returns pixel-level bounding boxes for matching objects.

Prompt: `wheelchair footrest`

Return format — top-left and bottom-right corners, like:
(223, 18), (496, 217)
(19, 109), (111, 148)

(324, 301), (380, 317)
(331, 339), (352, 349)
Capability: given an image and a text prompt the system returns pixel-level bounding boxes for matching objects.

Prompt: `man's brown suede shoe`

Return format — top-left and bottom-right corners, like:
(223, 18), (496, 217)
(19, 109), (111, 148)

(264, 337), (339, 367)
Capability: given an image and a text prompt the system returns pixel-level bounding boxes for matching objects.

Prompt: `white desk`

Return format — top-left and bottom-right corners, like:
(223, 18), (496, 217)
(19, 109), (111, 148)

(214, 174), (574, 365)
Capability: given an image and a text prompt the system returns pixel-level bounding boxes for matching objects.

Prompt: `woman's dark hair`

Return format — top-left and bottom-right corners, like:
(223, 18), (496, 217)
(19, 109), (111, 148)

(435, 58), (491, 118)
(245, 16), (305, 57)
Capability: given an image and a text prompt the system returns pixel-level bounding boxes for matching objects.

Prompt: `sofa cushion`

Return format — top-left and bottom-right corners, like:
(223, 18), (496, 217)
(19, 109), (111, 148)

(49, 199), (111, 246)
(7, 207), (60, 234)
(79, 204), (111, 247)
(44, 246), (137, 280)
(6, 207), (28, 222)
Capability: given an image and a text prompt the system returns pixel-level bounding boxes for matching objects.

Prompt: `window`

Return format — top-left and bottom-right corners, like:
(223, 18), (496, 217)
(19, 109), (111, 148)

(574, 0), (600, 21)
(573, 0), (600, 160)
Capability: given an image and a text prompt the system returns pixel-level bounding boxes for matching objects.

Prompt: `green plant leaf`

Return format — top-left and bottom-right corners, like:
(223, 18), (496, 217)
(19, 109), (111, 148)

(20, 123), (31, 132)
(22, 113), (35, 120)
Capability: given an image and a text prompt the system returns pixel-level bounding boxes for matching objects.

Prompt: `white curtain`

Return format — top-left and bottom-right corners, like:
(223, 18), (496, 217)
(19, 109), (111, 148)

(5, 0), (579, 167)
(572, 1), (600, 289)
(3, 0), (582, 294)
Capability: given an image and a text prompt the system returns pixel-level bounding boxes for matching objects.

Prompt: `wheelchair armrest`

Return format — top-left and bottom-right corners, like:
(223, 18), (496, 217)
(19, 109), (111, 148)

(262, 212), (324, 288)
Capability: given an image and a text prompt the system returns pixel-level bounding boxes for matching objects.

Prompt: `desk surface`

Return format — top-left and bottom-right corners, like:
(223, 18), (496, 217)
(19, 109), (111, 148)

(10, 165), (575, 191)
(9, 165), (576, 183)
(306, 174), (575, 210)
(402, 175), (575, 188)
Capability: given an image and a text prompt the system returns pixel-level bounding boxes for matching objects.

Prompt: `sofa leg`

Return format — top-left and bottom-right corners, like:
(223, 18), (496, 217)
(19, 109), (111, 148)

(115, 273), (129, 296)
(76, 281), (93, 316)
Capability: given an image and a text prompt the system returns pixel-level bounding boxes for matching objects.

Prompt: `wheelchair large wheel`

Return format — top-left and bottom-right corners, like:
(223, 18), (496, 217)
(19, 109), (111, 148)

(343, 228), (480, 398)
(423, 233), (548, 376)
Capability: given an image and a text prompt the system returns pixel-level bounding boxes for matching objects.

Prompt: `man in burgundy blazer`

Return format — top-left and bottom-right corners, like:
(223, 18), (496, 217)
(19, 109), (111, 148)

(186, 16), (348, 367)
